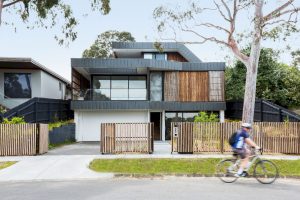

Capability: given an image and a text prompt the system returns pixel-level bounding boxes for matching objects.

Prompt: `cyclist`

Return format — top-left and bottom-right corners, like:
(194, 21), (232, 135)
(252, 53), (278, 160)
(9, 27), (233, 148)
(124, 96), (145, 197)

(231, 123), (260, 177)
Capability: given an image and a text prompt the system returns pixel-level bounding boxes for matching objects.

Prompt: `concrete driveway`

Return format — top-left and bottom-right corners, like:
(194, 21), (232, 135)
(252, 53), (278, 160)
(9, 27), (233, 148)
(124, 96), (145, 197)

(46, 142), (172, 155)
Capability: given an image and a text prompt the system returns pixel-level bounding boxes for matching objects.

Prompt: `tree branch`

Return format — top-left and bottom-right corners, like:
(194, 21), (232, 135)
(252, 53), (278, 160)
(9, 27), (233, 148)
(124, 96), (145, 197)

(3, 0), (23, 8)
(195, 23), (230, 34)
(228, 38), (249, 65)
(263, 0), (296, 22)
(0, 0), (3, 24)
(181, 27), (230, 47)
(214, 1), (230, 22)
(220, 0), (233, 20)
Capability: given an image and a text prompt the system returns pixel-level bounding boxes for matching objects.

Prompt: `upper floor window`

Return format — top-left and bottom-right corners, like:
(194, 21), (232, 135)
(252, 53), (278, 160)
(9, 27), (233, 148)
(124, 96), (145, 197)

(4, 73), (32, 98)
(92, 76), (147, 101)
(143, 53), (167, 61)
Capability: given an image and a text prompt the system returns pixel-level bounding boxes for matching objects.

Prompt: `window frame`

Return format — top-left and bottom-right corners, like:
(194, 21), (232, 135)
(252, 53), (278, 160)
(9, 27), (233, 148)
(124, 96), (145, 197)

(4, 73), (32, 99)
(91, 75), (147, 101)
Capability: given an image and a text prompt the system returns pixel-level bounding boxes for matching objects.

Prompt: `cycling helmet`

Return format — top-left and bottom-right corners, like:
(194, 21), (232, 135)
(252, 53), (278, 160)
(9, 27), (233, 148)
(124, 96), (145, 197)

(241, 122), (252, 129)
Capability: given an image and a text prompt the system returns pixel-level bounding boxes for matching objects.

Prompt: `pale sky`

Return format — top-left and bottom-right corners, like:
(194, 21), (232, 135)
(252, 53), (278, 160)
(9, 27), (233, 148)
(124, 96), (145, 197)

(0, 0), (299, 82)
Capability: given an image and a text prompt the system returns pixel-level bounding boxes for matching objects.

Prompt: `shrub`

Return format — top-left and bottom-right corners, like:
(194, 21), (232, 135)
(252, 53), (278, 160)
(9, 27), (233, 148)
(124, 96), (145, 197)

(194, 112), (219, 122)
(2, 117), (26, 124)
(48, 119), (73, 131)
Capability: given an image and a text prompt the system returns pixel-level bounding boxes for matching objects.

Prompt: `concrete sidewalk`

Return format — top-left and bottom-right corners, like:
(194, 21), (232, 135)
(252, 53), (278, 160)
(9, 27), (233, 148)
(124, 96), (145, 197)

(0, 142), (300, 182)
(0, 155), (114, 182)
(1, 153), (300, 182)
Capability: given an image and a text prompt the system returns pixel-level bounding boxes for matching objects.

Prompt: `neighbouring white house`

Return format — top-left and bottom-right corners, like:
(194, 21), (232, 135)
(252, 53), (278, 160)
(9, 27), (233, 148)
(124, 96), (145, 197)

(0, 57), (71, 109)
(71, 42), (226, 142)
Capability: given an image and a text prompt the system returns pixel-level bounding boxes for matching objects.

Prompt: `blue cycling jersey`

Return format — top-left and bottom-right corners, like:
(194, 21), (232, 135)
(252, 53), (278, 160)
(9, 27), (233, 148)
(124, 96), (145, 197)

(232, 129), (250, 149)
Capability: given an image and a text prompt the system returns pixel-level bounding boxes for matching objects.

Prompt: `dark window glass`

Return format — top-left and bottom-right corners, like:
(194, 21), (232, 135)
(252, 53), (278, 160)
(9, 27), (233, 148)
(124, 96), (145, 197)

(155, 53), (166, 60)
(91, 75), (147, 101)
(92, 76), (111, 100)
(183, 113), (198, 122)
(4, 73), (31, 98)
(150, 72), (162, 101)
(93, 76), (110, 89)
(165, 112), (183, 140)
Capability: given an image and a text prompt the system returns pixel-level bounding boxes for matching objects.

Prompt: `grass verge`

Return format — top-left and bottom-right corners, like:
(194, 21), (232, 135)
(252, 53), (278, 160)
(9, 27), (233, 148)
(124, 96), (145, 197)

(89, 158), (300, 177)
(0, 162), (17, 170)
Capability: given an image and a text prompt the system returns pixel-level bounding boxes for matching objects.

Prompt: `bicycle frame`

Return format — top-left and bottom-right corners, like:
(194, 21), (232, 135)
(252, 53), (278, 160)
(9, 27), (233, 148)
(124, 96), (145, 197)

(232, 149), (262, 172)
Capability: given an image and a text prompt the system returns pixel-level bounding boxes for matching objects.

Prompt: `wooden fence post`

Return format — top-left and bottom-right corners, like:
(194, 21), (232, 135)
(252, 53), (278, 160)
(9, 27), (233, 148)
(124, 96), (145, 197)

(260, 99), (264, 122)
(220, 123), (224, 154)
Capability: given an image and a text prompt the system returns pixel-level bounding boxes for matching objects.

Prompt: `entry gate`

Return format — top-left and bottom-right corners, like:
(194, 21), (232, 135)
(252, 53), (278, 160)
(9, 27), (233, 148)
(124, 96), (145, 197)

(101, 123), (154, 154)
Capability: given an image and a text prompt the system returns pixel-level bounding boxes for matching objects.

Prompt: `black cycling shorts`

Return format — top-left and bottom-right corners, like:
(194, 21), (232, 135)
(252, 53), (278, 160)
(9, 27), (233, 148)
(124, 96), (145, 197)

(233, 148), (247, 159)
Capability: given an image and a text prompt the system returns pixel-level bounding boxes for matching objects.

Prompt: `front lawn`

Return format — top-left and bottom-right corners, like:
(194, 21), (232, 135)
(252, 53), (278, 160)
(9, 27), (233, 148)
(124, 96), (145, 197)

(0, 162), (16, 170)
(89, 158), (300, 177)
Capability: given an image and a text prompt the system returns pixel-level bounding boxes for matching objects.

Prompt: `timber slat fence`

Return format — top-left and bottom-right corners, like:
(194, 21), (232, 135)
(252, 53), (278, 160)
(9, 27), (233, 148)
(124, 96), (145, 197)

(0, 124), (48, 156)
(172, 122), (300, 154)
(101, 123), (154, 154)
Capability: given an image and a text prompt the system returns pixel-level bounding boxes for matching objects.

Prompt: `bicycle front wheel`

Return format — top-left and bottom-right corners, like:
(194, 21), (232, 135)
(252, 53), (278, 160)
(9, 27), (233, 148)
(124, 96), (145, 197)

(254, 160), (279, 184)
(216, 159), (238, 183)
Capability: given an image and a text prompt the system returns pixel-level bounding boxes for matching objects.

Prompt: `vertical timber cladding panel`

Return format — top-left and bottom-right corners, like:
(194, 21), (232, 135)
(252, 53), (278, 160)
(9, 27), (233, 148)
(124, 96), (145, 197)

(72, 69), (90, 95)
(179, 72), (209, 102)
(167, 52), (188, 62)
(209, 71), (225, 101)
(164, 72), (179, 101)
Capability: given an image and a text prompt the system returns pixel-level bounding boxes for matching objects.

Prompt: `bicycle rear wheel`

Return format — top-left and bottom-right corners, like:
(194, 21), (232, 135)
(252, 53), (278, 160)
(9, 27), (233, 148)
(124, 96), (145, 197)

(254, 160), (278, 184)
(216, 159), (238, 183)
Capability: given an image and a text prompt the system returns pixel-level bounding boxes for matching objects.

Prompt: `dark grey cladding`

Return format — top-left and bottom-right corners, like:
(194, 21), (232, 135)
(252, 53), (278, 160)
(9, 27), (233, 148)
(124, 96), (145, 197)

(112, 42), (202, 63)
(71, 58), (225, 74)
(71, 101), (226, 111)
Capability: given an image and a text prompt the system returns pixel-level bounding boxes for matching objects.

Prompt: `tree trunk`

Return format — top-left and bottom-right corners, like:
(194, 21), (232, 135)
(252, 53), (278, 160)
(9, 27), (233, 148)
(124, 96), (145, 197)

(242, 0), (263, 124)
(0, 0), (3, 25)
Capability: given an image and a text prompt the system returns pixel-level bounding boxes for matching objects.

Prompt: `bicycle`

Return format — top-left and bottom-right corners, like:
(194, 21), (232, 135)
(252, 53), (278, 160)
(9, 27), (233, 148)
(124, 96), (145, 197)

(216, 148), (279, 184)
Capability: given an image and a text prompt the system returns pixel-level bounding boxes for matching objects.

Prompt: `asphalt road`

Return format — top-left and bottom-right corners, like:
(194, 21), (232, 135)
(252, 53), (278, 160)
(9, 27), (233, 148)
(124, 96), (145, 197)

(0, 178), (299, 200)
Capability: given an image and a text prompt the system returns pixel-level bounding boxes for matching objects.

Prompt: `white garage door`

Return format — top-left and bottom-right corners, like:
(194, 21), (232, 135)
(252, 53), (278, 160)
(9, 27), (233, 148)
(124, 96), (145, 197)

(75, 110), (149, 141)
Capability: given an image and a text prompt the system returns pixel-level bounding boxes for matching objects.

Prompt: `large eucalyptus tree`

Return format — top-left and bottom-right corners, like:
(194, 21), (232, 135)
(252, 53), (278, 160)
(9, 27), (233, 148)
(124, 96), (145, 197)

(154, 0), (300, 123)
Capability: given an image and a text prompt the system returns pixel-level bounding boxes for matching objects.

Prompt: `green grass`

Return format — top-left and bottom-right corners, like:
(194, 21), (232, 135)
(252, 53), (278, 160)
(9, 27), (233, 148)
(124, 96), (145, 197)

(90, 158), (220, 175)
(89, 158), (300, 177)
(48, 140), (76, 150)
(0, 162), (17, 170)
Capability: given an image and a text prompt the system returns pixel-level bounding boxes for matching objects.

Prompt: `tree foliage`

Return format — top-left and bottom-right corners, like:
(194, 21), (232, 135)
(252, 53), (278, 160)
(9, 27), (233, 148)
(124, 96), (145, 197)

(0, 0), (111, 45)
(226, 48), (300, 108)
(292, 50), (300, 67)
(82, 30), (135, 58)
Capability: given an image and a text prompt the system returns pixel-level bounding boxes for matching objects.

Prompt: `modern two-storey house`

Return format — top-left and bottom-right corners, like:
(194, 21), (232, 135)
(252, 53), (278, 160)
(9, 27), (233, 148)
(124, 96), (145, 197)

(71, 42), (226, 141)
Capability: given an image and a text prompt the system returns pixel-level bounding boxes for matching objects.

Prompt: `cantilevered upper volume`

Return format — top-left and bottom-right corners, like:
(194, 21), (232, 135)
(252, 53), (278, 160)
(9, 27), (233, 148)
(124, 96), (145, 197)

(111, 42), (202, 62)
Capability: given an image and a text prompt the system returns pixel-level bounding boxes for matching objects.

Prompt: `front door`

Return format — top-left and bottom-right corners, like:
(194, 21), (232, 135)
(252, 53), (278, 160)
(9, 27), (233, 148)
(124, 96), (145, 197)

(150, 112), (161, 140)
